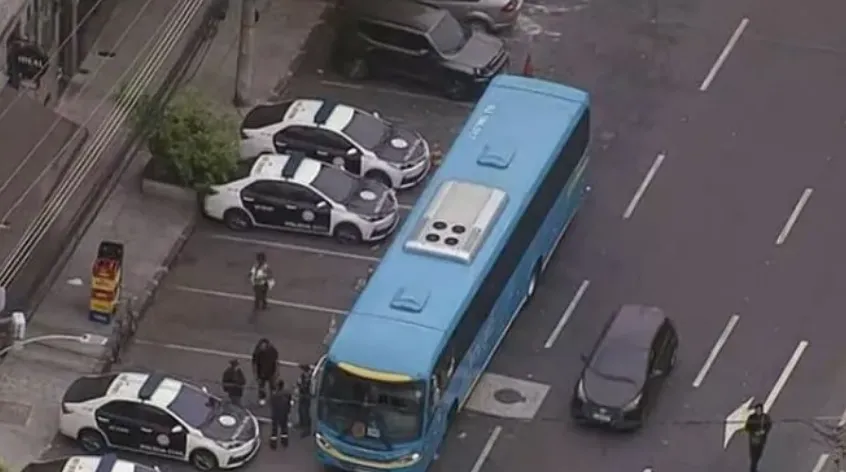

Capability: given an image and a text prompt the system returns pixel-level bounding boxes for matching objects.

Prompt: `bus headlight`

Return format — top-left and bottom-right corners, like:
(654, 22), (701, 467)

(396, 452), (422, 466)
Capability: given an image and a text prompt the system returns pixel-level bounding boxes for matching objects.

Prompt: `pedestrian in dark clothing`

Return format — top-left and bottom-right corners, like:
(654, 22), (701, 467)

(745, 402), (772, 472)
(296, 363), (313, 437)
(251, 338), (278, 405)
(221, 359), (246, 405)
(269, 380), (292, 449)
(249, 252), (274, 313)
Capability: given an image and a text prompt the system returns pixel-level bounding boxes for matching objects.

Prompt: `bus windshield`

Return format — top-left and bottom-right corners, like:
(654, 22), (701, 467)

(318, 361), (425, 445)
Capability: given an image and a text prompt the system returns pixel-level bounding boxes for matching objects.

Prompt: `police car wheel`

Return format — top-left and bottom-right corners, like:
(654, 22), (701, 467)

(78, 428), (107, 453)
(223, 209), (252, 231)
(365, 171), (392, 188)
(334, 223), (363, 244)
(190, 449), (218, 471)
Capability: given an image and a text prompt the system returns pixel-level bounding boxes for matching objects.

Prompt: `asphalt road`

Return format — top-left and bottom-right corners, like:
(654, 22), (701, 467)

(48, 1), (846, 472)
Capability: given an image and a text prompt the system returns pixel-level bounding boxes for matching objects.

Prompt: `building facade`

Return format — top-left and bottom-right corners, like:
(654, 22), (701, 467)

(1, 0), (101, 105)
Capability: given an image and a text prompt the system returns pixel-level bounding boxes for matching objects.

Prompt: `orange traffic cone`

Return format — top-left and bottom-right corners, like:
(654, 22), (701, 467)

(522, 52), (534, 77)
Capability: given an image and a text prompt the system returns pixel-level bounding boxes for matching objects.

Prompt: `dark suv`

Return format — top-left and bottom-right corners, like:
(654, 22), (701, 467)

(570, 305), (678, 431)
(332, 0), (509, 100)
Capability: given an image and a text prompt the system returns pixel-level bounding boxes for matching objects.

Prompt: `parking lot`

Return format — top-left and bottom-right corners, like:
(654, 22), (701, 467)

(93, 62), (489, 470)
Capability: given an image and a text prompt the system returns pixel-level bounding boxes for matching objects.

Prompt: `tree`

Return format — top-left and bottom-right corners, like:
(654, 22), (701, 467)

(119, 85), (239, 190)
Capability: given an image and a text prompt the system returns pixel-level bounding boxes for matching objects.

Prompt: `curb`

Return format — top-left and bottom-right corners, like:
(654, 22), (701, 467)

(96, 211), (198, 374)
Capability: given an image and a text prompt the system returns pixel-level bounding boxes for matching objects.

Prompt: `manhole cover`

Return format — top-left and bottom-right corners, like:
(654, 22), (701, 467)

(493, 388), (525, 404)
(0, 401), (32, 426)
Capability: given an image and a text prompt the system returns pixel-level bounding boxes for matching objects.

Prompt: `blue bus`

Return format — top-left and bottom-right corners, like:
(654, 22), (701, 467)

(311, 74), (591, 472)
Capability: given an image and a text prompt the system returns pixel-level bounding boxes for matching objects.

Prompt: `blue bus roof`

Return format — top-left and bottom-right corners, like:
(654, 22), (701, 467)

(329, 75), (590, 378)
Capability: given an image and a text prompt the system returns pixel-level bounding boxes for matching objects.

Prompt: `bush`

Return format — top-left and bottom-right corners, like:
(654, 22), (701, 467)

(118, 85), (239, 190)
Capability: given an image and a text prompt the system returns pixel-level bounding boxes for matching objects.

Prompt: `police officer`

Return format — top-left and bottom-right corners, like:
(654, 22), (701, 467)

(269, 380), (292, 449)
(296, 364), (313, 437)
(251, 338), (278, 406)
(249, 252), (274, 312)
(744, 402), (772, 472)
(221, 359), (246, 405)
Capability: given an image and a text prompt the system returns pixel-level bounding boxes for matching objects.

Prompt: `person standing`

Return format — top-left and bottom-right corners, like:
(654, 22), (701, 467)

(269, 380), (293, 449)
(251, 338), (279, 406)
(744, 402), (772, 472)
(249, 252), (274, 313)
(296, 364), (313, 437)
(221, 359), (246, 405)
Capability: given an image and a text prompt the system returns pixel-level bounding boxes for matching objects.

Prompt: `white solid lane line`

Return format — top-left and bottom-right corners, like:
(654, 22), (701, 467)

(171, 285), (346, 315)
(764, 340), (809, 412)
(776, 188), (813, 245)
(133, 339), (300, 367)
(544, 280), (590, 349)
(692, 314), (740, 388)
(204, 233), (381, 262)
(810, 454), (829, 472)
(469, 426), (503, 472)
(700, 18), (750, 91)
(623, 153), (666, 220)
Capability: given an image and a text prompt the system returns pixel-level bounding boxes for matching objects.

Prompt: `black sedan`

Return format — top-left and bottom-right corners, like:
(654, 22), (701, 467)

(571, 305), (678, 431)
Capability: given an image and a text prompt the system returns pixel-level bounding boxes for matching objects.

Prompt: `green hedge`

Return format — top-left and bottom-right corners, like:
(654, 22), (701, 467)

(119, 86), (240, 190)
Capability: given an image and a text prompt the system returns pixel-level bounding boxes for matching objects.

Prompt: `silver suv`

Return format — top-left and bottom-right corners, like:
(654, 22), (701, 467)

(421, 0), (523, 33)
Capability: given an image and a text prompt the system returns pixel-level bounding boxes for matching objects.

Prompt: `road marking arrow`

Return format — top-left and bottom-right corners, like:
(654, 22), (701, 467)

(723, 340), (808, 448)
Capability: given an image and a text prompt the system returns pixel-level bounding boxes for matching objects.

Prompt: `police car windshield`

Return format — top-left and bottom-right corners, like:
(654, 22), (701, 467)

(343, 111), (389, 149)
(311, 166), (357, 203)
(168, 385), (217, 428)
(318, 361), (424, 445)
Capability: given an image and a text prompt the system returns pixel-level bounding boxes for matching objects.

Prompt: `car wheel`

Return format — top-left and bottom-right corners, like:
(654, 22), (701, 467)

(77, 428), (107, 453)
(223, 209), (252, 231)
(334, 223), (363, 244)
(343, 58), (369, 80)
(444, 79), (469, 101)
(365, 171), (393, 188)
(190, 449), (219, 472)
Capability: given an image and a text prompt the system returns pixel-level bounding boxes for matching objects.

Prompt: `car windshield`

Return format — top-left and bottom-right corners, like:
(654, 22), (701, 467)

(429, 14), (467, 55)
(343, 111), (389, 149)
(318, 361), (425, 446)
(311, 166), (358, 203)
(589, 343), (645, 385)
(167, 385), (218, 428)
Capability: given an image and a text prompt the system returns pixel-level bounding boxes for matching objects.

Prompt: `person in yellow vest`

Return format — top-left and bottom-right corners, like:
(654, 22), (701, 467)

(249, 252), (274, 312)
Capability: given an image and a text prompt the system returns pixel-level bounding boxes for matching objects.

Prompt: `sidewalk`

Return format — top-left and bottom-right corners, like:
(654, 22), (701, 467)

(0, 0), (326, 469)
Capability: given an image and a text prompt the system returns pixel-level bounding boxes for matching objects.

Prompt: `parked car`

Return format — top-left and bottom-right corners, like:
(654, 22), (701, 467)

(571, 305), (678, 430)
(202, 152), (399, 243)
(23, 454), (159, 472)
(332, 0), (509, 100)
(59, 372), (260, 471)
(240, 99), (431, 189)
(419, 0), (523, 33)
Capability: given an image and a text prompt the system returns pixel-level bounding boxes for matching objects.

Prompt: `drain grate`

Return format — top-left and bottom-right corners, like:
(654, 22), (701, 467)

(0, 400), (32, 426)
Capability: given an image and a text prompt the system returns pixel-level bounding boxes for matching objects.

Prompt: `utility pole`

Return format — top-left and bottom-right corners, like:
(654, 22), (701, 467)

(234, 0), (257, 107)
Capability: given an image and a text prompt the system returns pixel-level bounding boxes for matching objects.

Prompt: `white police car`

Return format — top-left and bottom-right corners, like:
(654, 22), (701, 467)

(202, 152), (399, 243)
(23, 454), (158, 472)
(59, 372), (260, 471)
(239, 99), (431, 189)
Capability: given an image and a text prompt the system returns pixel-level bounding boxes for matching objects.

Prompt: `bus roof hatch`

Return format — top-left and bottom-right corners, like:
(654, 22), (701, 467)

(405, 180), (507, 264)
